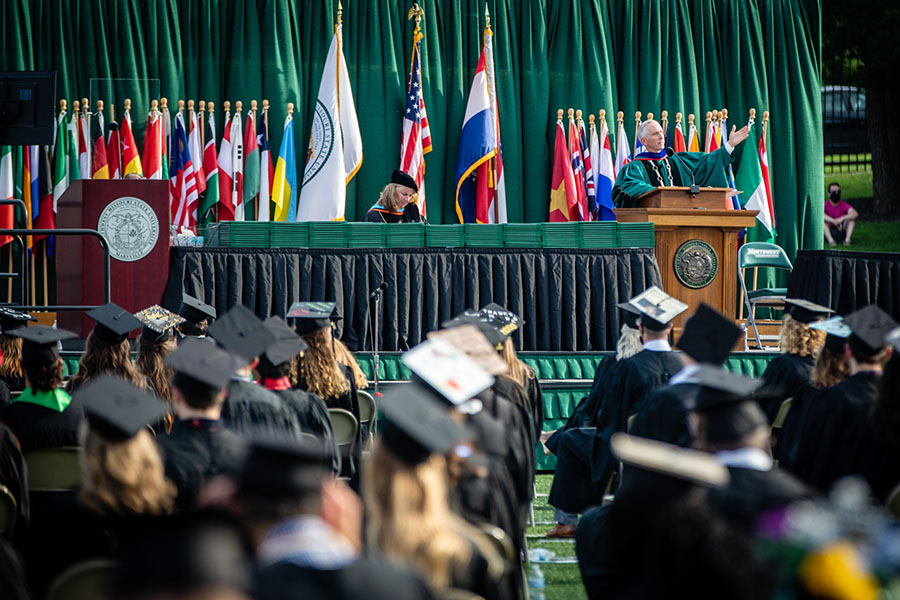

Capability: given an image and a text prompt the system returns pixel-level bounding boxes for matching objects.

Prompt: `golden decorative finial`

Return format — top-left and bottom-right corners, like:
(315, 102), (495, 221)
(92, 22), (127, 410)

(634, 111), (642, 124)
(337, 0), (343, 25)
(198, 100), (205, 112)
(408, 2), (424, 31)
(749, 108), (757, 121)
(124, 98), (132, 111)
(575, 109), (583, 123)
(567, 108), (575, 121)
(150, 99), (158, 115)
(661, 110), (668, 123)
(598, 109), (606, 121)
(711, 109), (719, 122)
(485, 2), (491, 30)
(250, 99), (258, 113)
(556, 109), (563, 120)
(688, 113), (695, 125)
(720, 107), (729, 120)
(287, 102), (294, 115)
(762, 110), (769, 125)
(589, 113), (595, 126)
(223, 100), (231, 113)
(59, 99), (67, 113)
(73, 99), (81, 114)
(646, 112), (653, 122)
(675, 112), (682, 124)
(207, 101), (214, 113)
(96, 100), (104, 112)
(187, 99), (195, 112)
(235, 100), (243, 113)
(262, 99), (270, 112)
(82, 97), (89, 112)
(617, 110), (624, 124)
(178, 99), (185, 114)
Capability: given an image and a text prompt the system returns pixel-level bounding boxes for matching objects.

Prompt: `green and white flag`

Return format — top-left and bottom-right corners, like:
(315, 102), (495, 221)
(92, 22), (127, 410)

(53, 109), (80, 209)
(243, 109), (260, 220)
(735, 121), (774, 242)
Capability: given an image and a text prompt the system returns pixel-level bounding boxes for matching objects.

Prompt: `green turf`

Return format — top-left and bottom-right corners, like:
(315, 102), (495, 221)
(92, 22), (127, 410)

(823, 166), (872, 199)
(830, 220), (900, 252)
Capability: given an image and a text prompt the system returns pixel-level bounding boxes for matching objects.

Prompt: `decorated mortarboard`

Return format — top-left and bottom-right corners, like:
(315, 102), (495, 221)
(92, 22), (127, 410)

(676, 303), (742, 366)
(379, 384), (467, 465)
(87, 303), (143, 344)
(616, 302), (642, 329)
(9, 325), (77, 366)
(262, 316), (308, 365)
(427, 323), (509, 376)
(627, 286), (688, 331)
(784, 298), (833, 325)
(135, 305), (186, 343)
(179, 293), (217, 324)
(809, 316), (852, 353)
(239, 434), (329, 497)
(686, 365), (764, 411)
(206, 305), (277, 364)
(610, 432), (730, 488)
(391, 169), (418, 193)
(477, 302), (524, 341)
(77, 375), (168, 440)
(0, 307), (36, 334)
(843, 305), (900, 355)
(403, 336), (496, 405)
(287, 301), (341, 335)
(441, 313), (505, 349)
(165, 337), (244, 390)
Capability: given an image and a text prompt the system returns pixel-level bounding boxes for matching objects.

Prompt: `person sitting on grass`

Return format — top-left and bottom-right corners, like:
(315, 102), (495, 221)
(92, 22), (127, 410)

(823, 182), (858, 247)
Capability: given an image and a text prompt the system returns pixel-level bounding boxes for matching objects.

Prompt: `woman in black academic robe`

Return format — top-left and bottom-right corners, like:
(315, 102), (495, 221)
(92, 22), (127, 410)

(363, 170), (425, 223)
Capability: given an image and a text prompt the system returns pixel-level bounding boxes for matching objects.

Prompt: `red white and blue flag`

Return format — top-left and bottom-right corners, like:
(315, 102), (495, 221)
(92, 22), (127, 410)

(579, 117), (595, 220)
(454, 22), (506, 223)
(595, 116), (617, 221)
(400, 27), (432, 217)
(568, 116), (588, 221)
(614, 120), (631, 173)
(170, 114), (199, 229)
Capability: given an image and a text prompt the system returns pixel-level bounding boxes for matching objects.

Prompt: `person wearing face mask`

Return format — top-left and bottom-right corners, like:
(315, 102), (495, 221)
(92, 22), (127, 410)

(363, 170), (426, 223)
(823, 182), (858, 247)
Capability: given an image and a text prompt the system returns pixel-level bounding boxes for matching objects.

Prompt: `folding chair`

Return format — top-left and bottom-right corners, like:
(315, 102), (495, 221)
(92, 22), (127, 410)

(0, 484), (16, 535)
(771, 398), (793, 431)
(327, 408), (359, 456)
(738, 242), (793, 349)
(45, 559), (116, 600)
(24, 446), (82, 492)
(357, 390), (377, 450)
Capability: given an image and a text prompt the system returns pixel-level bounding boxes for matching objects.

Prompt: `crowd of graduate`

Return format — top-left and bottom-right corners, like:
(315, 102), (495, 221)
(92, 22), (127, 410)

(1, 285), (899, 599)
(545, 289), (900, 598)
(0, 296), (544, 600)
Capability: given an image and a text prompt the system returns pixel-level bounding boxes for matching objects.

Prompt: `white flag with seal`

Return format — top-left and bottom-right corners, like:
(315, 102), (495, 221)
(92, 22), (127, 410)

(296, 24), (363, 221)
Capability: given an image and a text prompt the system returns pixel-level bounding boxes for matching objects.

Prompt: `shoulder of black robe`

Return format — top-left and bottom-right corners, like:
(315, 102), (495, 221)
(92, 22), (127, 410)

(1, 375), (27, 394)
(0, 397), (84, 452)
(362, 208), (403, 223)
(486, 381), (536, 507)
(254, 558), (435, 600)
(158, 422), (247, 508)
(628, 383), (698, 448)
(574, 503), (620, 600)
(562, 357), (618, 431)
(222, 379), (302, 437)
(0, 380), (10, 409)
(0, 423), (28, 553)
(273, 388), (341, 474)
(707, 466), (813, 532)
(759, 353), (816, 423)
(846, 419), (900, 503)
(523, 375), (545, 441)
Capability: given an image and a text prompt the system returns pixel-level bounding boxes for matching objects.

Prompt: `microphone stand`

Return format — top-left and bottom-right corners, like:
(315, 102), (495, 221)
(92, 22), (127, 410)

(369, 285), (385, 396)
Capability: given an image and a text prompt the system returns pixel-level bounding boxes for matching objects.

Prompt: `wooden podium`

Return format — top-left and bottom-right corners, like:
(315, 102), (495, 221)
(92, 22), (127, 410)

(615, 187), (758, 332)
(56, 180), (171, 338)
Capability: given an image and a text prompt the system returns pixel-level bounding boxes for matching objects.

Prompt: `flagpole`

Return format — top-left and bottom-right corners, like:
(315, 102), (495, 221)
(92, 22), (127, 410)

(219, 100), (230, 223)
(661, 110), (668, 138)
(198, 101), (206, 152)
(616, 110), (624, 157)
(42, 238), (48, 306)
(336, 1), (343, 118)
(633, 111), (641, 155)
(250, 99), (258, 221)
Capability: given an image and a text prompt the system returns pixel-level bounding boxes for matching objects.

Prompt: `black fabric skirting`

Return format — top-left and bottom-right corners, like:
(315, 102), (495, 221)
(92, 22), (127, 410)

(787, 250), (900, 320)
(163, 247), (662, 352)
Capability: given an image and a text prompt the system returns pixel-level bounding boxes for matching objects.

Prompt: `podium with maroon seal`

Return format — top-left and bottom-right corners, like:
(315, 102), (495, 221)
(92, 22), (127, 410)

(56, 180), (170, 337)
(615, 186), (758, 335)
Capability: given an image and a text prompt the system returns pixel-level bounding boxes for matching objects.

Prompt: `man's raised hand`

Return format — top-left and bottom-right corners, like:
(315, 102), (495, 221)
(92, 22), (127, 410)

(728, 124), (751, 148)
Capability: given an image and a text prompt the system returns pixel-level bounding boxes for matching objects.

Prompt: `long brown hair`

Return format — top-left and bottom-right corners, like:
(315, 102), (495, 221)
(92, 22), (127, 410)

(293, 328), (349, 400)
(333, 338), (368, 389)
(779, 315), (825, 357)
(499, 338), (535, 388)
(0, 335), (23, 378)
(364, 446), (502, 589)
(66, 331), (146, 393)
(810, 346), (850, 389)
(79, 428), (176, 517)
(135, 335), (176, 403)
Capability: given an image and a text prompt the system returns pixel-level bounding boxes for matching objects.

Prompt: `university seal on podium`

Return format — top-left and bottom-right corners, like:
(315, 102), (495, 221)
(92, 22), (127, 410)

(674, 239), (718, 289)
(97, 196), (159, 262)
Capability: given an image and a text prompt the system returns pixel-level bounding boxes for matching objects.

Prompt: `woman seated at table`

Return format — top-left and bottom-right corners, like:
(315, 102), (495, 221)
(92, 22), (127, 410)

(363, 170), (425, 223)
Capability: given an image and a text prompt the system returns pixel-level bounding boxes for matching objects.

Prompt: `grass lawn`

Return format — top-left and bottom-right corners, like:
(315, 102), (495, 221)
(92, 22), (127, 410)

(831, 220), (900, 253)
(824, 167), (872, 200)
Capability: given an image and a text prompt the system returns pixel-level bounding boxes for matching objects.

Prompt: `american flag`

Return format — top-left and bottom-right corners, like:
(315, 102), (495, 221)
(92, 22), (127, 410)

(579, 118), (596, 220)
(399, 29), (432, 216)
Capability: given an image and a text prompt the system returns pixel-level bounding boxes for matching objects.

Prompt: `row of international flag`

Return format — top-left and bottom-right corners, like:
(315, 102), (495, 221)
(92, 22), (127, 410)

(549, 106), (776, 241)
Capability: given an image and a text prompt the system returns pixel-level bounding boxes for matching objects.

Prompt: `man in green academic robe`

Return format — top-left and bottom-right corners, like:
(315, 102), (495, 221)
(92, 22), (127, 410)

(612, 119), (750, 207)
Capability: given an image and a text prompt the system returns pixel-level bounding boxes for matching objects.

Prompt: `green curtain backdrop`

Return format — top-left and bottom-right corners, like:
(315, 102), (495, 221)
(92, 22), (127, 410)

(1, 0), (822, 258)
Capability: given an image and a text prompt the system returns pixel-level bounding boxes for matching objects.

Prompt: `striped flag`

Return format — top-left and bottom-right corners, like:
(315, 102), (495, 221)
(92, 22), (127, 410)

(242, 109), (259, 221)
(580, 117), (596, 220)
(399, 25), (432, 217)
(548, 117), (577, 222)
(53, 109), (79, 206)
(143, 109), (165, 180)
(705, 118), (719, 153)
(170, 114), (199, 230)
(595, 116), (617, 221)
(759, 121), (776, 233)
(121, 106), (143, 177)
(0, 146), (14, 246)
(568, 116), (588, 221)
(34, 145), (54, 243)
(199, 110), (219, 224)
(91, 107), (109, 179)
(106, 120), (121, 179)
(614, 120), (631, 174)
(78, 108), (91, 178)
(736, 118), (776, 241)
(162, 103), (171, 179)
(188, 110), (206, 195)
(672, 120), (687, 153)
(230, 113), (244, 221)
(687, 119), (700, 152)
(218, 108), (235, 221)
(257, 109), (274, 222)
(272, 113), (297, 222)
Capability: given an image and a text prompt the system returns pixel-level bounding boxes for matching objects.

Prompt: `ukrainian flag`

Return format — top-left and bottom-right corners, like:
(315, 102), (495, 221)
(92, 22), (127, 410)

(272, 114), (297, 222)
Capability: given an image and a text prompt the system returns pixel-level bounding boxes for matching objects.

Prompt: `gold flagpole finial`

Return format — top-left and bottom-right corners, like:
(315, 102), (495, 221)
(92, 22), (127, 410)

(337, 0), (343, 25)
(485, 2), (491, 30)
(408, 2), (424, 31)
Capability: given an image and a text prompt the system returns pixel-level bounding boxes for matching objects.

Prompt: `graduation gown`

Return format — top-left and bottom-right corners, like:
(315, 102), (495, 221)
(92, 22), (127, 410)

(221, 378), (303, 437)
(786, 372), (881, 493)
(271, 387), (341, 474)
(362, 202), (424, 223)
(758, 353), (815, 423)
(707, 466), (812, 531)
(627, 382), (699, 448)
(0, 389), (84, 452)
(775, 383), (825, 466)
(158, 418), (247, 508)
(0, 424), (29, 553)
(611, 147), (734, 207)
(254, 559), (434, 600)
(523, 375), (545, 442)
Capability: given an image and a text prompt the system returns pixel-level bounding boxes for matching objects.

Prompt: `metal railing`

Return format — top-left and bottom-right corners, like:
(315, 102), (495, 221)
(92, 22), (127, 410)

(822, 85), (869, 172)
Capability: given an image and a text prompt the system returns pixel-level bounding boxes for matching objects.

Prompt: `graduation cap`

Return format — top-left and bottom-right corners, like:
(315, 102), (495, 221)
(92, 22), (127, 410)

(206, 305), (277, 364)
(810, 316), (852, 353)
(616, 302), (641, 330)
(9, 325), (77, 367)
(784, 298), (833, 324)
(76, 375), (168, 440)
(688, 365), (764, 411)
(288, 301), (341, 335)
(166, 337), (244, 391)
(627, 286), (688, 331)
(262, 316), (308, 366)
(135, 305), (185, 343)
(379, 384), (467, 465)
(239, 434), (329, 498)
(843, 305), (900, 355)
(441, 313), (505, 349)
(687, 365), (770, 445)
(87, 302), (143, 345)
(424, 324), (508, 378)
(0, 307), (36, 335)
(610, 432), (730, 488)
(477, 302), (524, 341)
(391, 169), (418, 193)
(676, 303), (742, 365)
(179, 292), (217, 324)
(403, 336), (496, 405)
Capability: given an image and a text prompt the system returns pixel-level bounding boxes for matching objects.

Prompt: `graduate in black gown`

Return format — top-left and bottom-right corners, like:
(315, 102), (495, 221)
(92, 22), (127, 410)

(757, 299), (831, 423)
(239, 437), (434, 600)
(259, 316), (340, 474)
(789, 306), (899, 498)
(0, 326), (82, 452)
(207, 305), (303, 438)
(176, 291), (217, 340)
(25, 376), (176, 599)
(134, 305), (185, 433)
(363, 169), (426, 223)
(158, 338), (248, 508)
(0, 308), (36, 405)
(546, 286), (685, 535)
(630, 302), (742, 448)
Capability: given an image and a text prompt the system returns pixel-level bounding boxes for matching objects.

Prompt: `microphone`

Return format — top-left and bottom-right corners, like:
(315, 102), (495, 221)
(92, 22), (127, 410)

(665, 146), (700, 194)
(369, 282), (387, 299)
(665, 146), (675, 157)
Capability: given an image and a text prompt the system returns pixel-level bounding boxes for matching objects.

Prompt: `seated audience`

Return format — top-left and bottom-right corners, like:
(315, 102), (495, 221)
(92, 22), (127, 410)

(65, 303), (146, 394)
(135, 305), (185, 433)
(176, 292), (217, 340)
(823, 182), (858, 247)
(0, 308), (36, 404)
